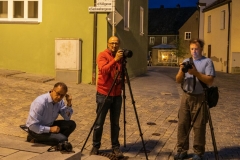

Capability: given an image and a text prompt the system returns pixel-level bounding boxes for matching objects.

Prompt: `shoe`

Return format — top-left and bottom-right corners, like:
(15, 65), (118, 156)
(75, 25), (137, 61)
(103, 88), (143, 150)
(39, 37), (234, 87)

(112, 147), (124, 158)
(174, 151), (188, 160)
(192, 154), (202, 160)
(27, 134), (36, 143)
(90, 147), (99, 155)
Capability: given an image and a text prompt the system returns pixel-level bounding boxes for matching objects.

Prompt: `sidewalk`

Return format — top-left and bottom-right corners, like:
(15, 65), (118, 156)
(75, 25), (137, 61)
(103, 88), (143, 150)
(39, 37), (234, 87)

(0, 67), (240, 160)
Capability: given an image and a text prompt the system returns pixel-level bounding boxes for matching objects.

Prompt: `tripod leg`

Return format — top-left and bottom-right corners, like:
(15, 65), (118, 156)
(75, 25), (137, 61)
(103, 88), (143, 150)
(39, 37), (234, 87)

(124, 67), (149, 160)
(206, 106), (219, 160)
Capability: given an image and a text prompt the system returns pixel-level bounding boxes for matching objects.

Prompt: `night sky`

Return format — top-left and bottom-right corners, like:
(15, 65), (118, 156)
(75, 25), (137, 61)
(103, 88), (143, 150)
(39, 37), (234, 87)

(149, 0), (198, 8)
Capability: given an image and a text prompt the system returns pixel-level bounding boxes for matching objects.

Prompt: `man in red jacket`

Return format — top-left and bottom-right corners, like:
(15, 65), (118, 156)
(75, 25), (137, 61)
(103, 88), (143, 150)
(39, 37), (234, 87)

(90, 36), (124, 158)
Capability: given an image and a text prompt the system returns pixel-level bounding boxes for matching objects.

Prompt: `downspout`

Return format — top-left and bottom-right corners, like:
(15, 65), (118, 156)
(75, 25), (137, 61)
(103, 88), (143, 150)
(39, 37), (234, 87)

(92, 0), (97, 85)
(226, 1), (231, 73)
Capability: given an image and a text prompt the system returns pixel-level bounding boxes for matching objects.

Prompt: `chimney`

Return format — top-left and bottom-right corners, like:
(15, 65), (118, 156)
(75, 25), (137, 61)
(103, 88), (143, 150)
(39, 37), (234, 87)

(160, 5), (164, 8)
(176, 4), (180, 8)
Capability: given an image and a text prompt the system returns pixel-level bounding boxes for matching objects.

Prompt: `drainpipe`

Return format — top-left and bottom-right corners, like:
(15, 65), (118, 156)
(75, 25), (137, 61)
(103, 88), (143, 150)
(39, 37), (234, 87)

(226, 1), (231, 73)
(92, 0), (97, 85)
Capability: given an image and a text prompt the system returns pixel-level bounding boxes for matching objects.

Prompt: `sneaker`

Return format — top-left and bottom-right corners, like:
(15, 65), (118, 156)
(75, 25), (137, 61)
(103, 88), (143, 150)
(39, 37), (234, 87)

(174, 151), (188, 160)
(90, 147), (99, 155)
(27, 134), (36, 143)
(192, 154), (202, 160)
(112, 148), (124, 158)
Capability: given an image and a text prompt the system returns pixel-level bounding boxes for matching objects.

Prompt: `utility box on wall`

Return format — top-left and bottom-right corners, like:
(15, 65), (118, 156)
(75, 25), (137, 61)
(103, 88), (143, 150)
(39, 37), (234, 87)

(55, 38), (82, 84)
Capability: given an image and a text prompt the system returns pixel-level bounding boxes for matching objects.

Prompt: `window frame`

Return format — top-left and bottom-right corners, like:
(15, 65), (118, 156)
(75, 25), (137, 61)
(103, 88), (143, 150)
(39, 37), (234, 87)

(162, 37), (167, 44)
(149, 37), (155, 45)
(220, 10), (225, 30)
(139, 6), (144, 35)
(185, 32), (191, 40)
(208, 15), (211, 33)
(124, 0), (130, 31)
(0, 0), (42, 23)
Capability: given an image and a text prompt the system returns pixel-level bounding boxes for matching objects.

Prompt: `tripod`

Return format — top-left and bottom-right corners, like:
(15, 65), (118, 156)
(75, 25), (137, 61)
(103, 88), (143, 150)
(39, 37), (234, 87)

(81, 58), (148, 160)
(175, 89), (219, 160)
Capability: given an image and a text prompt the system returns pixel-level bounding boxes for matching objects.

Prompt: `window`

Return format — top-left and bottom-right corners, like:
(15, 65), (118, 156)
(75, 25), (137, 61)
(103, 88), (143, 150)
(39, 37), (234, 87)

(162, 37), (167, 44)
(124, 0), (130, 30)
(140, 6), (144, 35)
(220, 10), (225, 30)
(0, 0), (42, 23)
(185, 32), (191, 40)
(149, 37), (155, 45)
(208, 15), (211, 33)
(208, 45), (211, 58)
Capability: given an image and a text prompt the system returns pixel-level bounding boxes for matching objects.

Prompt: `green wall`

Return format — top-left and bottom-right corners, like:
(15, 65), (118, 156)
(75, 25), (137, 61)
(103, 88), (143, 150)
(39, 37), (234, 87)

(0, 1), (107, 84)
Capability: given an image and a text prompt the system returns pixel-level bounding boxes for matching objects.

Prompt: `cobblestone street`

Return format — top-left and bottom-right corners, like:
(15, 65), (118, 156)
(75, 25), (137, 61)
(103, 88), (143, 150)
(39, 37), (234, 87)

(0, 66), (239, 160)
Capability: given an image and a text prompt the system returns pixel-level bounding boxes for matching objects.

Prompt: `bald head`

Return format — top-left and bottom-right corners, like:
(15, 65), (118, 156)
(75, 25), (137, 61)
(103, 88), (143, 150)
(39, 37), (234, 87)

(107, 36), (120, 53)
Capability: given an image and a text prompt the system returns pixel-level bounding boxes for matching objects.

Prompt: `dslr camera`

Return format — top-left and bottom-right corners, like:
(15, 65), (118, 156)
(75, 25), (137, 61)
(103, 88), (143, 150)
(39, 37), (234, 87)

(121, 49), (133, 58)
(181, 61), (193, 73)
(56, 141), (73, 152)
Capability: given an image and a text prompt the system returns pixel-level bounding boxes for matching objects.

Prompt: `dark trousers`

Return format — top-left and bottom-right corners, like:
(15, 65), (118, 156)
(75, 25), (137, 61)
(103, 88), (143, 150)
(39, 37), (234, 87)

(29, 120), (76, 145)
(92, 92), (122, 149)
(177, 92), (208, 155)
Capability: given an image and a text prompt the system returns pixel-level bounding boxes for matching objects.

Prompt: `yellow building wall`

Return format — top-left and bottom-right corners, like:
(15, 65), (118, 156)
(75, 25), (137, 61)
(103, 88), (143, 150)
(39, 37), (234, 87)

(0, 1), (107, 84)
(230, 0), (240, 72)
(204, 4), (229, 72)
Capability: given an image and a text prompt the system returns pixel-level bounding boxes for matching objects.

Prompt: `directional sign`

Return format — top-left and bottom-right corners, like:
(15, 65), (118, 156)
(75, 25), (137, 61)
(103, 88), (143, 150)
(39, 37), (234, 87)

(88, 6), (112, 12)
(107, 10), (123, 26)
(96, 0), (112, 7)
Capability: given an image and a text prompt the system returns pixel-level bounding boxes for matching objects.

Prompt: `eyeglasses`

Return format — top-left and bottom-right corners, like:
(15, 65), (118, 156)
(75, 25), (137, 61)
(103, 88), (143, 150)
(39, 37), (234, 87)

(108, 42), (119, 46)
(53, 90), (66, 97)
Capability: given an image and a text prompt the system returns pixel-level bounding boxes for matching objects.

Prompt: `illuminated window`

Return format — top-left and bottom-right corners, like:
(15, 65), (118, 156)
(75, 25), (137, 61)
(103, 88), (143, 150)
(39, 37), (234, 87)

(0, 0), (42, 22)
(162, 37), (167, 44)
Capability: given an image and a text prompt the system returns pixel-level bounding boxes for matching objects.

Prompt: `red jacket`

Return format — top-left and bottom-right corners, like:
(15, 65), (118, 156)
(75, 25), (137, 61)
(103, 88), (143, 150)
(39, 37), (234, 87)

(97, 49), (122, 96)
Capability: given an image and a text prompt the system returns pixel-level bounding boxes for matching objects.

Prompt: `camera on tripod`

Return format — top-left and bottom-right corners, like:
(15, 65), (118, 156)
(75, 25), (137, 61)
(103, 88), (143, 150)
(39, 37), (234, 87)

(122, 49), (133, 58)
(181, 61), (193, 73)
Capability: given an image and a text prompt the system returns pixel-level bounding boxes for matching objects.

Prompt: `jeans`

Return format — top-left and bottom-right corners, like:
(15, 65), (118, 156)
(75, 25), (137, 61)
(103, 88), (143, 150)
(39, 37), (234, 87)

(29, 120), (76, 145)
(92, 92), (122, 149)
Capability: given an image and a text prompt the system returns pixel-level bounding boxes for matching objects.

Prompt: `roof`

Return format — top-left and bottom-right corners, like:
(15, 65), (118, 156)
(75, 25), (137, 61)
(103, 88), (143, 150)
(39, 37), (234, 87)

(148, 7), (197, 35)
(203, 0), (231, 12)
(152, 44), (177, 49)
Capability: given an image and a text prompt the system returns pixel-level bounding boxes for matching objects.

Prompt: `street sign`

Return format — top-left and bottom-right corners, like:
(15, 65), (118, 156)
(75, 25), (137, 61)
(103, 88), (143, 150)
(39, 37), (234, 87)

(88, 6), (112, 12)
(107, 10), (123, 26)
(96, 0), (112, 7)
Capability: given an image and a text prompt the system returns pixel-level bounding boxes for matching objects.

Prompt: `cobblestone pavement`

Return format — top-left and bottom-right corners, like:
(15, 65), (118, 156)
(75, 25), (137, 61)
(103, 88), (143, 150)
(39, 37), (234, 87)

(0, 66), (240, 160)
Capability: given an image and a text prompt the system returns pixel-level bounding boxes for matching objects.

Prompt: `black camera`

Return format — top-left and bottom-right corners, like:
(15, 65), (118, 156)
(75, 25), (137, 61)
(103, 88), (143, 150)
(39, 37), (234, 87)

(181, 61), (193, 73)
(57, 141), (73, 152)
(122, 49), (133, 58)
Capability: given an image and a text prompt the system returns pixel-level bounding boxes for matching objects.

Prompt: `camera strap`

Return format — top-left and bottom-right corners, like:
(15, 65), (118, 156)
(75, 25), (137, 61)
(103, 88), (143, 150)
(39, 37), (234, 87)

(181, 57), (196, 93)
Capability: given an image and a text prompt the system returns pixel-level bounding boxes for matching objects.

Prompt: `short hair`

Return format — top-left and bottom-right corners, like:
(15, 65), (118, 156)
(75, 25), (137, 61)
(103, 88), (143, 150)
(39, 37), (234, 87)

(189, 38), (205, 48)
(54, 82), (68, 92)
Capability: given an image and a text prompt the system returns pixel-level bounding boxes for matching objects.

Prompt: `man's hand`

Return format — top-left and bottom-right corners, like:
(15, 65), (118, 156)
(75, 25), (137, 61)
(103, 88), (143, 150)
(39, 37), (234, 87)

(114, 50), (123, 61)
(50, 126), (60, 133)
(65, 94), (72, 106)
(188, 65), (198, 76)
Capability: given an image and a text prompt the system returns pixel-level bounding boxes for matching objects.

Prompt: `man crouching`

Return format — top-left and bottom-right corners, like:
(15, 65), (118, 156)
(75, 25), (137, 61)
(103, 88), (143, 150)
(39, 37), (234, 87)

(25, 82), (76, 145)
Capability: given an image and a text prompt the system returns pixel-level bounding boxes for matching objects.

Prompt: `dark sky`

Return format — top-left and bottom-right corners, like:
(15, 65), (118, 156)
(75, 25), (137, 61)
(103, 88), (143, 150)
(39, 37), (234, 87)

(149, 0), (198, 8)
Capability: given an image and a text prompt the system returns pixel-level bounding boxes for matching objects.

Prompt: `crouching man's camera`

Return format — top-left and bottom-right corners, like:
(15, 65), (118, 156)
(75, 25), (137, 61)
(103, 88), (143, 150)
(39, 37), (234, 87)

(181, 61), (193, 73)
(122, 49), (133, 58)
(57, 141), (73, 152)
